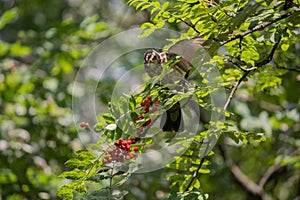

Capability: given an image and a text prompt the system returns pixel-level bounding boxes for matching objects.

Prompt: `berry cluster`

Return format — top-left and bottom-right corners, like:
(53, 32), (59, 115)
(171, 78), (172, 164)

(102, 137), (139, 164)
(140, 96), (152, 112)
(135, 96), (160, 135)
(140, 96), (160, 113)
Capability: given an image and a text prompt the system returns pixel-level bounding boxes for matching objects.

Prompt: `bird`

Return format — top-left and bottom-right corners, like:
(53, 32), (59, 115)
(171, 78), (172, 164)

(143, 37), (206, 132)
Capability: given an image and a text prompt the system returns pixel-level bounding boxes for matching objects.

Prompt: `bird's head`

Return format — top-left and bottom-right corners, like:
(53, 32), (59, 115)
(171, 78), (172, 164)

(144, 50), (161, 65)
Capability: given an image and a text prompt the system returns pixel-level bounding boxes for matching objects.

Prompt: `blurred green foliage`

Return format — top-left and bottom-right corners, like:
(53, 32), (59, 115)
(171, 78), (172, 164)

(0, 1), (142, 199)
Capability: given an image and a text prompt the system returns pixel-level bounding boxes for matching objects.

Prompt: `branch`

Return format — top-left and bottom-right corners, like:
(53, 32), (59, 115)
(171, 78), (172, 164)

(226, 29), (284, 73)
(225, 29), (285, 108)
(185, 58), (251, 192)
(223, 71), (250, 110)
(214, 32), (284, 198)
(259, 150), (298, 188)
(230, 164), (272, 200)
(209, 33), (290, 199)
(221, 9), (298, 46)
(219, 145), (272, 200)
(256, 31), (283, 68)
(184, 70), (250, 192)
(184, 156), (206, 191)
(177, 17), (201, 34)
(184, 25), (285, 193)
(258, 164), (282, 188)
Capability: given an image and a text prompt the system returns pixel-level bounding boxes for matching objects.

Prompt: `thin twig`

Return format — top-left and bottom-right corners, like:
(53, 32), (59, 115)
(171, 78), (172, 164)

(226, 29), (284, 73)
(258, 164), (282, 188)
(275, 65), (300, 72)
(177, 17), (201, 34)
(259, 150), (298, 188)
(184, 156), (206, 191)
(223, 71), (250, 110)
(221, 9), (298, 46)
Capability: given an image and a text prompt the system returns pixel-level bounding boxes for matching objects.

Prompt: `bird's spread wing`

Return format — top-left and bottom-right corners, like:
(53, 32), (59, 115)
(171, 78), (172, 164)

(165, 53), (192, 78)
(167, 37), (206, 62)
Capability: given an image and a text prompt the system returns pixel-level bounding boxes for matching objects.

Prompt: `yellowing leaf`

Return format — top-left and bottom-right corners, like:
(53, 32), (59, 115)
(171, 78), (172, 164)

(281, 43), (289, 51)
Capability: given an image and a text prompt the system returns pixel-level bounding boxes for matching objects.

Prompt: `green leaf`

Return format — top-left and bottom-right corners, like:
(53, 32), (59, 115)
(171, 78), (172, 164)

(136, 2), (148, 10)
(228, 4), (259, 32)
(94, 122), (104, 132)
(140, 22), (154, 29)
(102, 113), (115, 124)
(184, 0), (198, 3)
(76, 182), (87, 194)
(87, 174), (110, 182)
(139, 27), (156, 38)
(281, 43), (289, 51)
(0, 8), (18, 30)
(193, 178), (201, 189)
(141, 3), (152, 10)
(76, 150), (97, 160)
(198, 168), (210, 174)
(256, 35), (265, 42)
(60, 170), (86, 180)
(65, 158), (92, 170)
(270, 31), (276, 43)
(162, 2), (169, 10)
(9, 42), (31, 57)
(0, 41), (9, 56)
(140, 137), (154, 145)
(119, 95), (129, 114)
(56, 184), (74, 200)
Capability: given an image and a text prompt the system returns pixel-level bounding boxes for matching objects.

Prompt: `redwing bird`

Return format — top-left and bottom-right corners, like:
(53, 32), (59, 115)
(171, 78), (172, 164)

(144, 37), (206, 132)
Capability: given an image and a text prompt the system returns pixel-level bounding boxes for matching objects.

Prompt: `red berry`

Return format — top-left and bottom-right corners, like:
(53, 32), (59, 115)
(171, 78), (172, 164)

(130, 137), (135, 143)
(107, 149), (113, 154)
(102, 159), (108, 164)
(147, 96), (152, 101)
(79, 122), (90, 129)
(154, 101), (160, 106)
(133, 147), (139, 152)
(141, 101), (145, 106)
(144, 107), (150, 112)
(117, 157), (124, 162)
(125, 155), (131, 160)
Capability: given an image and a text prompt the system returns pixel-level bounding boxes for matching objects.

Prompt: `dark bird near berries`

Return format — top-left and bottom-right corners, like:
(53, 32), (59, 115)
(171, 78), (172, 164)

(144, 37), (206, 132)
